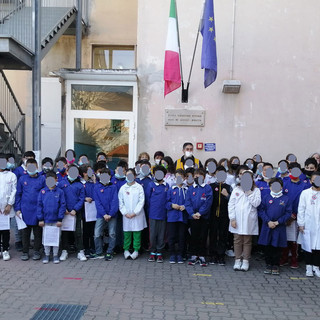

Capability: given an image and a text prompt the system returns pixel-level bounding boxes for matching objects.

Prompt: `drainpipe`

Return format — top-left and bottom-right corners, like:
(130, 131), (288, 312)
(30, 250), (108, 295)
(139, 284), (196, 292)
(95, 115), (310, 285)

(76, 0), (82, 70)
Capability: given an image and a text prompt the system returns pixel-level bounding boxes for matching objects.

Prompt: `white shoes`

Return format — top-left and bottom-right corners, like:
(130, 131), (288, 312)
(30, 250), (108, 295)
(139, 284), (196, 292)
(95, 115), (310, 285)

(77, 250), (87, 261)
(60, 250), (68, 261)
(313, 266), (320, 278)
(241, 260), (249, 271)
(2, 251), (10, 261)
(226, 250), (235, 257)
(131, 251), (139, 260)
(233, 259), (242, 271)
(124, 250), (130, 259)
(306, 265), (313, 277)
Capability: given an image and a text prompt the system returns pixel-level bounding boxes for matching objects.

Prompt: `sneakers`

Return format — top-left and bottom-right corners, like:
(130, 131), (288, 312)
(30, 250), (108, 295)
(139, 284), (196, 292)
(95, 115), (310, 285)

(290, 261), (299, 269)
(148, 253), (156, 262)
(177, 255), (184, 264)
(226, 249), (235, 257)
(32, 251), (41, 261)
(156, 253), (163, 263)
(77, 250), (87, 261)
(313, 266), (320, 278)
(59, 250), (68, 261)
(124, 250), (131, 259)
(306, 265), (313, 277)
(53, 256), (60, 264)
(131, 251), (139, 260)
(105, 253), (113, 261)
(2, 251), (10, 261)
(42, 255), (50, 264)
(218, 257), (226, 266)
(199, 256), (207, 267)
(264, 265), (272, 274)
(241, 260), (249, 271)
(272, 266), (280, 275)
(169, 255), (176, 264)
(21, 252), (29, 261)
(188, 255), (199, 265)
(233, 259), (242, 271)
(89, 253), (104, 260)
(209, 256), (218, 265)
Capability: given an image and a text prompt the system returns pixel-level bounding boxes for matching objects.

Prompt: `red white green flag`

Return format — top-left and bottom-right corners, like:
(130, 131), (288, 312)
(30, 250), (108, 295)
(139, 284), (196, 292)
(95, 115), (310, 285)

(164, 0), (181, 96)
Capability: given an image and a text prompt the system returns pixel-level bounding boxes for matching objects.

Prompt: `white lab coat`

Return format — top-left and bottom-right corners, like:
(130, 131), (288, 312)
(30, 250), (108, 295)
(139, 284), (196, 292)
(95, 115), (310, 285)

(118, 182), (147, 232)
(297, 188), (320, 250)
(0, 170), (17, 217)
(228, 186), (261, 235)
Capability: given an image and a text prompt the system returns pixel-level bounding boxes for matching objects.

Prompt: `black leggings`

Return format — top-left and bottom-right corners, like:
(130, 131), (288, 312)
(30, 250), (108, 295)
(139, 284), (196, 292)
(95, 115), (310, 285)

(0, 230), (10, 251)
(264, 245), (281, 266)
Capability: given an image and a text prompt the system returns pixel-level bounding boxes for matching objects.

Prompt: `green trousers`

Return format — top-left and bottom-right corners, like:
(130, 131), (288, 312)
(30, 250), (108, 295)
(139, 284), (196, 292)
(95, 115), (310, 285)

(123, 231), (141, 251)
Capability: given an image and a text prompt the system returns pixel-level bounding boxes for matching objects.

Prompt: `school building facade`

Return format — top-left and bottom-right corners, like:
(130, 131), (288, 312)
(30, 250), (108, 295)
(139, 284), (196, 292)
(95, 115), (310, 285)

(1, 0), (320, 167)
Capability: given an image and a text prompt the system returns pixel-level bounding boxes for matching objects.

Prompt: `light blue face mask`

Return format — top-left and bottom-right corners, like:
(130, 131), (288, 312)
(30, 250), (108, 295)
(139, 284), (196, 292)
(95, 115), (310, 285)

(115, 173), (126, 179)
(27, 170), (38, 176)
(68, 175), (77, 182)
(126, 176), (134, 183)
(278, 167), (287, 174)
(271, 190), (282, 197)
(6, 162), (15, 170)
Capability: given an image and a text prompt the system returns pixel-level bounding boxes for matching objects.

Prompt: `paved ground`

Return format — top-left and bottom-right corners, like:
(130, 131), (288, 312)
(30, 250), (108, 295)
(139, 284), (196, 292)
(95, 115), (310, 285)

(0, 245), (319, 320)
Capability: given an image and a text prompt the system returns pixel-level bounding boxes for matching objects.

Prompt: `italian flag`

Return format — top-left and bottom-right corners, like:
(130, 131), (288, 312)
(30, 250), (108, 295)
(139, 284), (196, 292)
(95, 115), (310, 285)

(164, 0), (181, 97)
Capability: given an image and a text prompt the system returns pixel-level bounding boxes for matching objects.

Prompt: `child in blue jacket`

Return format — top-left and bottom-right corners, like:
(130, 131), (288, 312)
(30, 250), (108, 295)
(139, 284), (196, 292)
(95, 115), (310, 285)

(146, 165), (169, 263)
(15, 159), (46, 261)
(166, 169), (188, 264)
(185, 168), (213, 267)
(37, 171), (66, 264)
(93, 168), (119, 261)
(58, 165), (86, 261)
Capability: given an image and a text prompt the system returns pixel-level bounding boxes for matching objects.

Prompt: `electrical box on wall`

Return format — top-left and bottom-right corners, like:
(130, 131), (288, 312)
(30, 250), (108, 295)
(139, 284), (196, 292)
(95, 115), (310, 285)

(196, 142), (203, 150)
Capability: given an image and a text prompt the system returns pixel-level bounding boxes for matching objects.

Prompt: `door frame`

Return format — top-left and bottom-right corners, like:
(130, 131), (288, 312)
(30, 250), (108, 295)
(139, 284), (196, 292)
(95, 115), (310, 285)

(65, 79), (138, 167)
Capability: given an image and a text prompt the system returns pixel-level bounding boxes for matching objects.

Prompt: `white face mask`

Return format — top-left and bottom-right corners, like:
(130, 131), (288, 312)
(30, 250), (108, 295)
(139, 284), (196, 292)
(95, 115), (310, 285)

(155, 159), (161, 165)
(185, 151), (193, 158)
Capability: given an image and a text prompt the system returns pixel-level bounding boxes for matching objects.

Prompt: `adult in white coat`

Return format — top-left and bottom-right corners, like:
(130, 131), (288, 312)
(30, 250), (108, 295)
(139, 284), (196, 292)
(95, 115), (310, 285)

(228, 169), (261, 271)
(298, 172), (320, 277)
(118, 168), (147, 260)
(0, 155), (17, 261)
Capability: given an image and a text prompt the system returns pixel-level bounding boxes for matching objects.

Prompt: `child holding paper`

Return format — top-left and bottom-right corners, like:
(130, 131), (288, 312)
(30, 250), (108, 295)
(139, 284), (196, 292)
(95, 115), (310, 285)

(37, 171), (66, 264)
(0, 154), (17, 261)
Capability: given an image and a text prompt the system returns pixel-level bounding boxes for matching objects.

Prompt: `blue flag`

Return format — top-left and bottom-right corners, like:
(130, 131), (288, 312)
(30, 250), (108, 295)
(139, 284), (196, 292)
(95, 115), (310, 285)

(201, 0), (217, 88)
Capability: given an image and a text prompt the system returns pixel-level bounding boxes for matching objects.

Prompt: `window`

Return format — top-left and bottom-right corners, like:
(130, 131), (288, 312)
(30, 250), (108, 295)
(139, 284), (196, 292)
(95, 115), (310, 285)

(92, 45), (136, 69)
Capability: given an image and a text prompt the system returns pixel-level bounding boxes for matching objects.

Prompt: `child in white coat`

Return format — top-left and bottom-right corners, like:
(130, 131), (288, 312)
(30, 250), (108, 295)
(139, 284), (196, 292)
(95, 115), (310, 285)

(118, 168), (147, 260)
(228, 169), (261, 271)
(298, 172), (320, 277)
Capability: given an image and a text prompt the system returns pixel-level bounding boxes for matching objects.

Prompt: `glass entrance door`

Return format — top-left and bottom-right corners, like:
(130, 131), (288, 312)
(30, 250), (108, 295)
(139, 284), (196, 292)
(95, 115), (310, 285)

(66, 79), (137, 168)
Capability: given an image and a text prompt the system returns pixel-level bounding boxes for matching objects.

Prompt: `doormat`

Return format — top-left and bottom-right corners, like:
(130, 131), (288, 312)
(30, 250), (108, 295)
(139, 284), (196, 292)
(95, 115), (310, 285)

(31, 304), (87, 320)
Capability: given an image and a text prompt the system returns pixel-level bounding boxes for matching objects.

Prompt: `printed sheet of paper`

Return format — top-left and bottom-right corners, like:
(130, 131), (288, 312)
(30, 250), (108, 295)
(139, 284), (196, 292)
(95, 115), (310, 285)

(42, 226), (60, 247)
(61, 214), (76, 231)
(15, 214), (27, 230)
(298, 229), (312, 253)
(0, 214), (10, 230)
(85, 201), (97, 222)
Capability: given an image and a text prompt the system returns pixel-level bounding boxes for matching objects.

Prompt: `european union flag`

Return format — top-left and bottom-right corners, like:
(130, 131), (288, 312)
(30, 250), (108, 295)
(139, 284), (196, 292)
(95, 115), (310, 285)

(201, 0), (217, 88)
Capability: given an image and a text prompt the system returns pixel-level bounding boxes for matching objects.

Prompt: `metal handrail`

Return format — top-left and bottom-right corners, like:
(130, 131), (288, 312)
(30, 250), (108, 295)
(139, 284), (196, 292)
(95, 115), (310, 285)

(0, 116), (25, 153)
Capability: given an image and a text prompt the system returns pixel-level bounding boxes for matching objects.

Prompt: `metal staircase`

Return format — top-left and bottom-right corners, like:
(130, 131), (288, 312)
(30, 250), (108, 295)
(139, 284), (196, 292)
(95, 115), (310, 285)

(0, 70), (25, 159)
(0, 0), (88, 157)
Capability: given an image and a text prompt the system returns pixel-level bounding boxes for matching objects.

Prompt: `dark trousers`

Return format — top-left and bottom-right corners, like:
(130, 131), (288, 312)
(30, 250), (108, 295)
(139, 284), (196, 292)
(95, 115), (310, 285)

(209, 215), (229, 257)
(149, 219), (166, 253)
(0, 230), (10, 251)
(22, 225), (42, 254)
(167, 222), (186, 256)
(264, 245), (281, 266)
(83, 220), (95, 252)
(61, 212), (84, 251)
(190, 218), (209, 257)
(304, 250), (320, 267)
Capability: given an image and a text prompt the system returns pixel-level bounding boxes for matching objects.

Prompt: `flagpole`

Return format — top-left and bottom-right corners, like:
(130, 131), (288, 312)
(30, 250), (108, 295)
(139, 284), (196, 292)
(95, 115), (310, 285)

(182, 0), (206, 103)
(175, 0), (184, 83)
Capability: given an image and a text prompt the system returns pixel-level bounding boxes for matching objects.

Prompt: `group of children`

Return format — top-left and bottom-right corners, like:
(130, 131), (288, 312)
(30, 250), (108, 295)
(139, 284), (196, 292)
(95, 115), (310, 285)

(0, 148), (320, 278)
